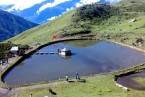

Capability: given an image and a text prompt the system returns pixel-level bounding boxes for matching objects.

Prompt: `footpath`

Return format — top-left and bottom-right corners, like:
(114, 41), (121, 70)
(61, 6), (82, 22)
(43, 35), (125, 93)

(0, 56), (20, 97)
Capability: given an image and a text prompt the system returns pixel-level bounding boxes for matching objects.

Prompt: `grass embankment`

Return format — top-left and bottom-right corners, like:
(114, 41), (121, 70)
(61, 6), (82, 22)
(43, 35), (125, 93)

(12, 74), (145, 97)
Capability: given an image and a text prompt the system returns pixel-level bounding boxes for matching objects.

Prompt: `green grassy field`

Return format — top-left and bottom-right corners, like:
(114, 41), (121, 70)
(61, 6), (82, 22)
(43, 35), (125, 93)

(13, 74), (145, 97)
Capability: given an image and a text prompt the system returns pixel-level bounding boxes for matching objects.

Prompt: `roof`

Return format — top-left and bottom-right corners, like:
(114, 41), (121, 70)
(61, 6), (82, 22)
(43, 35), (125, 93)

(61, 48), (70, 52)
(10, 46), (19, 51)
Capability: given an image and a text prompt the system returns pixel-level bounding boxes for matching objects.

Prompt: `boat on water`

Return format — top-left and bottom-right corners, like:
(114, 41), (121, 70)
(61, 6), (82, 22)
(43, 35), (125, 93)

(58, 47), (71, 56)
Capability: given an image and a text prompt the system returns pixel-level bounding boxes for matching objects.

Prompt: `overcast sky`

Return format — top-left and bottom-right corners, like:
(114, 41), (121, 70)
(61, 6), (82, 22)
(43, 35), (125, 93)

(0, 0), (121, 12)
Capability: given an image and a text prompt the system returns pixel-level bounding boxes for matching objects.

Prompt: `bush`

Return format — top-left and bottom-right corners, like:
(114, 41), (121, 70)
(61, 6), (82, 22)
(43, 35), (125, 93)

(73, 4), (120, 23)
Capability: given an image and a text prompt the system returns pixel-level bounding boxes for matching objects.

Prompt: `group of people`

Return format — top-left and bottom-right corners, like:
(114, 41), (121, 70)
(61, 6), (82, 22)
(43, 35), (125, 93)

(65, 72), (80, 81)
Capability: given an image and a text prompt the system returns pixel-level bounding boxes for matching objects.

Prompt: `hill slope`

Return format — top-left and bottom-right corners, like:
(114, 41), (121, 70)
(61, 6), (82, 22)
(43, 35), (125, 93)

(7, 0), (145, 48)
(0, 9), (38, 42)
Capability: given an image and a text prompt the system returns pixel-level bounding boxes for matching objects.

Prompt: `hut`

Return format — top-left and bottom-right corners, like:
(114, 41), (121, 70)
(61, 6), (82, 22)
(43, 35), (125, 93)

(10, 46), (19, 54)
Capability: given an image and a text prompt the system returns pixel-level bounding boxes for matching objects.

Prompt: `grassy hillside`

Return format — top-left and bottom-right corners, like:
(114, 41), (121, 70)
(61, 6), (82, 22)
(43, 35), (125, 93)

(7, 0), (145, 49)
(6, 10), (75, 45)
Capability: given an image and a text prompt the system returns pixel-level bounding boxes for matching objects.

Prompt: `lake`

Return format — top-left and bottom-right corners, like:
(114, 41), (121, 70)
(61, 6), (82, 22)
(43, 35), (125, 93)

(3, 40), (145, 85)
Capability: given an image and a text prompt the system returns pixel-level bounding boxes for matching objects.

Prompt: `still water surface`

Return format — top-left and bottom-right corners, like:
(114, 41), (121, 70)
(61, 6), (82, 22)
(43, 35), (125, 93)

(3, 40), (145, 85)
(117, 72), (145, 90)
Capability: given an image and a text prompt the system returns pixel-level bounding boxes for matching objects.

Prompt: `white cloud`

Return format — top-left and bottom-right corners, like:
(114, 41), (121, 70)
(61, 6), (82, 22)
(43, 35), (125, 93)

(105, 0), (121, 3)
(37, 0), (71, 14)
(76, 0), (100, 7)
(66, 7), (74, 12)
(47, 16), (57, 21)
(0, 0), (121, 12)
(0, 0), (45, 11)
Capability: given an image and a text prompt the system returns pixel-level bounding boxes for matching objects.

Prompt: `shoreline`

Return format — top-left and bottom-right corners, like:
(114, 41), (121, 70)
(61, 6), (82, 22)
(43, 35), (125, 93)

(0, 38), (145, 96)
(108, 40), (145, 55)
(1, 38), (145, 86)
(0, 38), (145, 94)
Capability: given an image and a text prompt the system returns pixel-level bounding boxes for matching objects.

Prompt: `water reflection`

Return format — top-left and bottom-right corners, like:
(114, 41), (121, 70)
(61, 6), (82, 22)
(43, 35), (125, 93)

(16, 62), (25, 67)
(59, 55), (72, 60)
(63, 40), (99, 47)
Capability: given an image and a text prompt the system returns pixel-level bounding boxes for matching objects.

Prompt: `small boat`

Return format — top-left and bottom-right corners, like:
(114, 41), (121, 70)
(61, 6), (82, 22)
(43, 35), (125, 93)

(58, 47), (71, 56)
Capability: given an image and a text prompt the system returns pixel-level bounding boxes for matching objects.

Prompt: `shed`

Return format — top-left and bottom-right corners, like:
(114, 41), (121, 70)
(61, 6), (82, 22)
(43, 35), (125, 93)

(10, 46), (19, 54)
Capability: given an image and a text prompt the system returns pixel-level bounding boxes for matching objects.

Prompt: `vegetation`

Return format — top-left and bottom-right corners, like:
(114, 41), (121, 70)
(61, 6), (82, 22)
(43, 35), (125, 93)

(73, 4), (120, 23)
(0, 43), (10, 60)
(0, 9), (38, 42)
(0, 41), (29, 60)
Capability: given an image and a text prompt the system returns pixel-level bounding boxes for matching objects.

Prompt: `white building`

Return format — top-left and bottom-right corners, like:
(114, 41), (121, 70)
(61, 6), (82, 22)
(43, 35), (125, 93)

(10, 46), (19, 54)
(59, 48), (71, 56)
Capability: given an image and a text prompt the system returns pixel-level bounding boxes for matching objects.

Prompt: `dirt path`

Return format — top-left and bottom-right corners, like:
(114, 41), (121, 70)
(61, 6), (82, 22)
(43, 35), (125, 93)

(0, 56), (20, 73)
(0, 88), (10, 97)
(0, 81), (66, 97)
(0, 56), (21, 97)
(7, 79), (80, 97)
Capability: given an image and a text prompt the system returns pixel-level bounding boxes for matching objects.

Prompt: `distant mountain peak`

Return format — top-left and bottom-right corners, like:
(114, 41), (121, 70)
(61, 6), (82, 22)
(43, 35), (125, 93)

(0, 0), (121, 24)
(0, 9), (38, 42)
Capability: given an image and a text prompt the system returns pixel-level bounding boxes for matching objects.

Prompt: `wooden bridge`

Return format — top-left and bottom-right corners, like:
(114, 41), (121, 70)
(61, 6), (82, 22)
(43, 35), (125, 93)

(35, 52), (58, 55)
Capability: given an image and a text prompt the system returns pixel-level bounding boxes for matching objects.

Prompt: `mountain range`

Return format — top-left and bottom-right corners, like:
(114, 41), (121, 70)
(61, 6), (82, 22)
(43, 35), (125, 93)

(0, 9), (38, 42)
(0, 0), (121, 24)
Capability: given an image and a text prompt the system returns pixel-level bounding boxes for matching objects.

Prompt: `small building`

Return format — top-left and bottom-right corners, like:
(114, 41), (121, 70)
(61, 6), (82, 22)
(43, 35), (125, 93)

(58, 48), (71, 56)
(10, 46), (19, 54)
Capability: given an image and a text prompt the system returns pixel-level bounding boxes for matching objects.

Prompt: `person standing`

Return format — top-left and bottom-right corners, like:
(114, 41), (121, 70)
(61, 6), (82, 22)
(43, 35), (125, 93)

(65, 74), (69, 81)
(75, 72), (80, 80)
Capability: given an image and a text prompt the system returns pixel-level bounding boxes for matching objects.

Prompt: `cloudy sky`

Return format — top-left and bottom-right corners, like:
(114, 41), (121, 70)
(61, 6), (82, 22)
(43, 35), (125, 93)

(0, 0), (120, 12)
